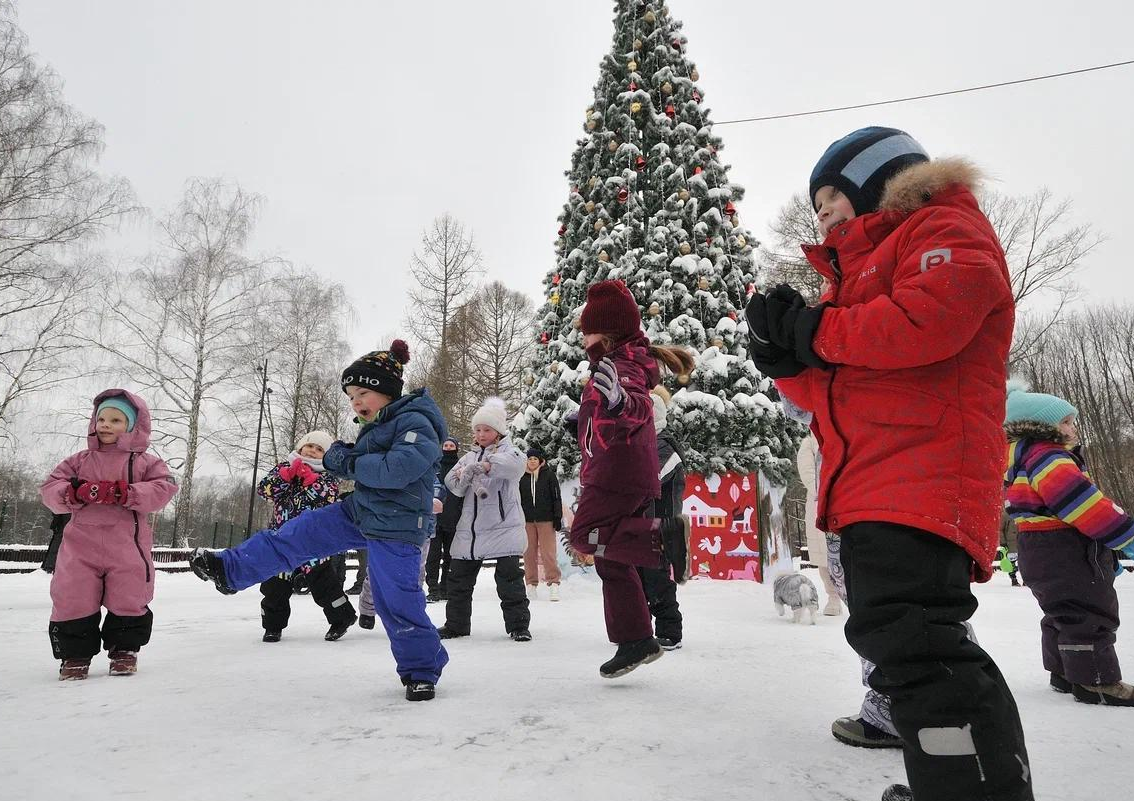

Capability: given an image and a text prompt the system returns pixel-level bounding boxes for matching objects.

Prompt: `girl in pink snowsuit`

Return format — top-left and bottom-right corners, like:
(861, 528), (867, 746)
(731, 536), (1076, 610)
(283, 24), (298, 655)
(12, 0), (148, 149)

(567, 280), (694, 679)
(40, 389), (178, 680)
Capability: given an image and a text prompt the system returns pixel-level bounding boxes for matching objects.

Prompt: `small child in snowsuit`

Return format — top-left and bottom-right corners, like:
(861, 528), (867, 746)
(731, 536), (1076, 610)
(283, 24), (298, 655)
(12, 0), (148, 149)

(40, 390), (178, 680)
(440, 397), (531, 641)
(190, 342), (449, 701)
(748, 127), (1033, 801)
(565, 280), (694, 679)
(1004, 381), (1134, 706)
(633, 386), (686, 650)
(424, 437), (463, 602)
(256, 430), (356, 643)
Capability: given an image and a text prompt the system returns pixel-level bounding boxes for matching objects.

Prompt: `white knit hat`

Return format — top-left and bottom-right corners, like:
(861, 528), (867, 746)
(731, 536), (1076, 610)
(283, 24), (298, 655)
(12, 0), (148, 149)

(471, 397), (509, 436)
(296, 430), (334, 453)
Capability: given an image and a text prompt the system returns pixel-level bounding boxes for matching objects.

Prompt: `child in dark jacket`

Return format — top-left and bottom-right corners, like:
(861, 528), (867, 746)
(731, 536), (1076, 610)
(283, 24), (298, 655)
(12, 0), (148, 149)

(565, 280), (694, 679)
(424, 437), (462, 602)
(1004, 381), (1134, 706)
(255, 430), (356, 643)
(747, 128), (1032, 801)
(191, 341), (449, 702)
(635, 386), (687, 650)
(519, 444), (563, 599)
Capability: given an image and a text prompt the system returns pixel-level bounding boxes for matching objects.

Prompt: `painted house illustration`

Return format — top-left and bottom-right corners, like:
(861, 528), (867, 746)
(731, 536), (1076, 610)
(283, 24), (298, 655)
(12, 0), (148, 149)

(685, 493), (728, 528)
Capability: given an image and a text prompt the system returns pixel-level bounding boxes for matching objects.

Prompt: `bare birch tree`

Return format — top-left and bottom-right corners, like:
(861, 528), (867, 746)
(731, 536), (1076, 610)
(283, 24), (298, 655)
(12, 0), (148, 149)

(756, 193), (823, 303)
(0, 7), (134, 436)
(405, 214), (482, 418)
(466, 281), (534, 408)
(101, 179), (275, 545)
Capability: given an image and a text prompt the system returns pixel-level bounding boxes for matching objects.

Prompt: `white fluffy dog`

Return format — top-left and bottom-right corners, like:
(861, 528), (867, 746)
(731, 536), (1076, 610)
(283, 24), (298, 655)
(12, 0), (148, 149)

(773, 572), (820, 625)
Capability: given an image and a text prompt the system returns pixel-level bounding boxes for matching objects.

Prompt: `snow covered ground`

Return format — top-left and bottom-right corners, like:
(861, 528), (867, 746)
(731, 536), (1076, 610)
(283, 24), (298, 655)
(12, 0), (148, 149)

(2, 569), (1130, 801)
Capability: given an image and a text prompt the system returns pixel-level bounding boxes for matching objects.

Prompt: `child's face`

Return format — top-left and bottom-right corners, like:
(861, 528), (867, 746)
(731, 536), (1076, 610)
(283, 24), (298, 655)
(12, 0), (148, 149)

(526, 456), (543, 472)
(473, 424), (500, 448)
(582, 332), (605, 350)
(814, 185), (856, 238)
(95, 409), (129, 444)
(298, 443), (325, 459)
(1057, 414), (1080, 447)
(346, 386), (391, 422)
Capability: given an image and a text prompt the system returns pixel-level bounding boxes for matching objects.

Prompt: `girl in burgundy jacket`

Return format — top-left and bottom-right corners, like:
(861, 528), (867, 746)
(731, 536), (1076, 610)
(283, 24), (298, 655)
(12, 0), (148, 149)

(566, 280), (693, 679)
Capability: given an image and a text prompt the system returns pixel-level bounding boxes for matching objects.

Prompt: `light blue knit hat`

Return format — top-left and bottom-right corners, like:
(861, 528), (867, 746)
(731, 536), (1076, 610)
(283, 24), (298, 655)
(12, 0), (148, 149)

(1004, 379), (1076, 426)
(97, 397), (137, 431)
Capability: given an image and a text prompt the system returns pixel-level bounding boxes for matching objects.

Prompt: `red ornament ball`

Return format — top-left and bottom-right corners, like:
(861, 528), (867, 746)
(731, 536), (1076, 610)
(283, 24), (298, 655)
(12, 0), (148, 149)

(552, 273), (561, 285)
(693, 90), (702, 103)
(629, 81), (638, 91)
(665, 104), (675, 118)
(671, 38), (682, 49)
(724, 201), (736, 216)
(635, 156), (646, 171)
(540, 332), (549, 345)
(617, 187), (629, 203)
(728, 311), (738, 321)
(694, 166), (703, 175)
(558, 224), (567, 236)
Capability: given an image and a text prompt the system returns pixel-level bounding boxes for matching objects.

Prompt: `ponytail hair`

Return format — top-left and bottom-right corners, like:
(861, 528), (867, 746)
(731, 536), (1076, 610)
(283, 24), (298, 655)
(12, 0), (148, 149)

(650, 344), (695, 378)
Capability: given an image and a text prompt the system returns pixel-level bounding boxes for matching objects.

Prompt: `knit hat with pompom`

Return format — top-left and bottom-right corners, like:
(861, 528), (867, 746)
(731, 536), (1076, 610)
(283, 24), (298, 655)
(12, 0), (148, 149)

(1004, 378), (1077, 426)
(471, 396), (509, 436)
(341, 339), (410, 399)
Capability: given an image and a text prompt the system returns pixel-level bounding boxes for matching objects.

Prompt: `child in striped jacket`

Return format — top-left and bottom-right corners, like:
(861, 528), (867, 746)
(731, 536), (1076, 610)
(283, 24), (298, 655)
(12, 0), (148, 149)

(1003, 381), (1134, 706)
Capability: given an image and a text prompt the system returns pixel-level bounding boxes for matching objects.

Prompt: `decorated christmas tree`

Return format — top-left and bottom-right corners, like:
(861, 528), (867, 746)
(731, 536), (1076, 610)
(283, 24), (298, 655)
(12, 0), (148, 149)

(515, 0), (801, 483)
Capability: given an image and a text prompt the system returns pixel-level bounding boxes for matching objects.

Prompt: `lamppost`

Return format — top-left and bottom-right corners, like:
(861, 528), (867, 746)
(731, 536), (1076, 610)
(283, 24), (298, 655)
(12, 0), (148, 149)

(245, 360), (271, 538)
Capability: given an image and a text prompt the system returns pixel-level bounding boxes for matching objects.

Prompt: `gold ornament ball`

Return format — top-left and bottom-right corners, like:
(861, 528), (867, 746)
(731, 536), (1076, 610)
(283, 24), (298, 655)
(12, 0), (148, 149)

(679, 241), (691, 255)
(630, 101), (642, 113)
(644, 9), (656, 23)
(711, 337), (725, 348)
(585, 200), (595, 212)
(587, 176), (597, 189)
(736, 235), (748, 248)
(550, 293), (560, 306)
(661, 81), (673, 95)
(677, 188), (690, 201)
(691, 68), (700, 81)
(524, 373), (534, 386)
(550, 360), (560, 371)
(578, 375), (589, 387)
(608, 140), (619, 152)
(586, 120), (597, 131)
(598, 250), (610, 262)
(633, 38), (642, 50)
(731, 215), (740, 228)
(698, 276), (709, 290)
(628, 59), (638, 71)
(594, 219), (605, 231)
(648, 301), (661, 316)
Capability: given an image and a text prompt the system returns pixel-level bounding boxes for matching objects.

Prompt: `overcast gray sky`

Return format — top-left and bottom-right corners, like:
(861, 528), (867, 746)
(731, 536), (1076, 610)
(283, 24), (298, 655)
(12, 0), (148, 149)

(20, 0), (1134, 358)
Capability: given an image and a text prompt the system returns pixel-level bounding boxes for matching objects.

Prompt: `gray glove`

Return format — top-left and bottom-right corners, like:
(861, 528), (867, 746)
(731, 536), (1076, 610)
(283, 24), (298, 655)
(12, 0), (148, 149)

(592, 358), (624, 410)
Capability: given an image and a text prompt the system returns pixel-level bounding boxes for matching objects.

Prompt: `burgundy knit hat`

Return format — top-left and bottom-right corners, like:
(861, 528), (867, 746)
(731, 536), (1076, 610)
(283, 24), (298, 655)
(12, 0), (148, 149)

(580, 280), (641, 340)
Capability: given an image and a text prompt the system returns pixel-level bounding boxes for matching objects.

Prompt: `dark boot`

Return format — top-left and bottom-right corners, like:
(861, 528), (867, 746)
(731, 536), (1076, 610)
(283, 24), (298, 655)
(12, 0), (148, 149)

(59, 658), (91, 681)
(358, 614), (375, 630)
(881, 786), (914, 801)
(263, 630), (282, 642)
(831, 716), (902, 749)
(190, 548), (236, 595)
(108, 648), (138, 676)
(324, 614), (357, 641)
(1072, 680), (1134, 706)
(599, 637), (663, 678)
(404, 679), (436, 702)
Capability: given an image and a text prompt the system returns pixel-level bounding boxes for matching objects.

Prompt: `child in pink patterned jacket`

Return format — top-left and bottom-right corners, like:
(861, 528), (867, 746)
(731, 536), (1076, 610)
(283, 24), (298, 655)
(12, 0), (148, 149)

(40, 389), (178, 680)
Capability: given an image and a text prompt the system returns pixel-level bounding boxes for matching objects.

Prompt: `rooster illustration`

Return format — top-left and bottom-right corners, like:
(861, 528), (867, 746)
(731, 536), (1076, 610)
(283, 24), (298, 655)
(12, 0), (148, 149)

(698, 535), (722, 555)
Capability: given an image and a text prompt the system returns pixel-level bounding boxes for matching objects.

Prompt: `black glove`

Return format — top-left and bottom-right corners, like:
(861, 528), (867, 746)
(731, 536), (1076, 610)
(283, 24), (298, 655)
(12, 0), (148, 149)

(744, 293), (806, 378)
(765, 284), (830, 369)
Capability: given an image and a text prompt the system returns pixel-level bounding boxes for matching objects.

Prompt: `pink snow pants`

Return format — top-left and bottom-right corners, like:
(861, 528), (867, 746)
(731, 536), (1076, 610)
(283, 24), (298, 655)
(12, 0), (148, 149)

(50, 523), (154, 621)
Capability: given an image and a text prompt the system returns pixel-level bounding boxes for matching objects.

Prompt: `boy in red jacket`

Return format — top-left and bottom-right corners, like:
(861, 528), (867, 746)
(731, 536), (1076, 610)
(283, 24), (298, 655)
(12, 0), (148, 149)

(746, 127), (1032, 801)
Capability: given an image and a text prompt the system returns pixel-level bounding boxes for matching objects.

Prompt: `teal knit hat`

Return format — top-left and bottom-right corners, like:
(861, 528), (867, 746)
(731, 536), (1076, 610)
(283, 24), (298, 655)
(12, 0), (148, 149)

(97, 397), (137, 431)
(1004, 380), (1076, 426)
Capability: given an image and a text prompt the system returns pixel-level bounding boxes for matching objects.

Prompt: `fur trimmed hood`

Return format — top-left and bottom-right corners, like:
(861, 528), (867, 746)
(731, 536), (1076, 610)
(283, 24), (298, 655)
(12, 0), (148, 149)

(1005, 420), (1070, 447)
(879, 158), (982, 214)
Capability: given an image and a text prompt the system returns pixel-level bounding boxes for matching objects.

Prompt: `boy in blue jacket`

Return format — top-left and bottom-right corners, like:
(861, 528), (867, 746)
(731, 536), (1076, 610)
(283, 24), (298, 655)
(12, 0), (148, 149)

(191, 341), (449, 701)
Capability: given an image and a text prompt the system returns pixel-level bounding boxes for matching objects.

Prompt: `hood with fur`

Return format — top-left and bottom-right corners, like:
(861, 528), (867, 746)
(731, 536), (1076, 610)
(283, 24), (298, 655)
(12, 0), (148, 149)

(878, 157), (982, 214)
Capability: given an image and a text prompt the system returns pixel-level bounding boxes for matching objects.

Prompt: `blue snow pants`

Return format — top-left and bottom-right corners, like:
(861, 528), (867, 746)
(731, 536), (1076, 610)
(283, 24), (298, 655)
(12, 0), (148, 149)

(220, 503), (448, 684)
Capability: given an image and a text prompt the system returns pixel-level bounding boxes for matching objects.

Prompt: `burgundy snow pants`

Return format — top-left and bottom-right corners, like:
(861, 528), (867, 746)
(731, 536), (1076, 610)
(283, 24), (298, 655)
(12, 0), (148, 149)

(569, 486), (662, 643)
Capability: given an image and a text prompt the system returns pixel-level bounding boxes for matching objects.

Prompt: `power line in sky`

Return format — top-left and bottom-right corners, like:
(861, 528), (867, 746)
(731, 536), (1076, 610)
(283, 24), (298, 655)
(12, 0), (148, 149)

(713, 59), (1134, 126)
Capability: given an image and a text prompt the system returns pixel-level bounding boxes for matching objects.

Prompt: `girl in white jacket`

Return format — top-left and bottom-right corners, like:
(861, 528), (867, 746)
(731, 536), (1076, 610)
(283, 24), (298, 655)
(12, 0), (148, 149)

(438, 398), (532, 641)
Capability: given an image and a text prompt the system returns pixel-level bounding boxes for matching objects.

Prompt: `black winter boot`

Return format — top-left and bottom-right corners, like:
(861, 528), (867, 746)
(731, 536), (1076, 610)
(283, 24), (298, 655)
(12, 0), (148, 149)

(324, 615), (357, 641)
(189, 549), (237, 595)
(263, 630), (282, 643)
(881, 786), (913, 801)
(358, 615), (375, 630)
(403, 678), (436, 701)
(599, 637), (663, 678)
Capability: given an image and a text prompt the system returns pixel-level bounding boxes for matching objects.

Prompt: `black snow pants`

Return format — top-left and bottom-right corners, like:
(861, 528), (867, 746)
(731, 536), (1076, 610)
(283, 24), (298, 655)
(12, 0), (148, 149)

(259, 558), (356, 632)
(444, 555), (530, 635)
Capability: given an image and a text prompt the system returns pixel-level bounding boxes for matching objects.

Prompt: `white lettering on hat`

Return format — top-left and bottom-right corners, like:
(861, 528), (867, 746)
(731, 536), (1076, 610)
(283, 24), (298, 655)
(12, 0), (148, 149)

(343, 375), (385, 388)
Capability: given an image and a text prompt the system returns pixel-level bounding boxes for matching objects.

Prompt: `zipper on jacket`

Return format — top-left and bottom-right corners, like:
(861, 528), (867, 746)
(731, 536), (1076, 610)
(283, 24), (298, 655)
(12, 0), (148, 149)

(498, 490), (506, 520)
(468, 448), (487, 560)
(128, 453), (150, 583)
